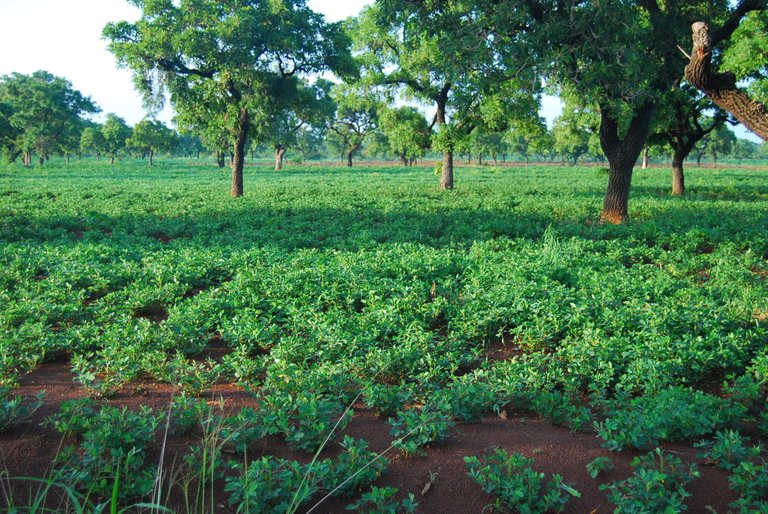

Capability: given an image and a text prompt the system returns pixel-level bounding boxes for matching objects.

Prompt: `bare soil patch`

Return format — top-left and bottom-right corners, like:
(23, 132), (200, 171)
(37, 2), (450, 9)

(1, 359), (738, 513)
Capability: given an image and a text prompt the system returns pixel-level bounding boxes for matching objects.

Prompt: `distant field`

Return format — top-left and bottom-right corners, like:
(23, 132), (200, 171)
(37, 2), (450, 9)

(1, 159), (767, 512)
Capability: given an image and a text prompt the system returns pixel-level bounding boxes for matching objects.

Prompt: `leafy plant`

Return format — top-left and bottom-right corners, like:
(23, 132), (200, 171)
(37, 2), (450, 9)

(321, 436), (389, 496)
(465, 448), (580, 513)
(390, 406), (454, 456)
(0, 387), (44, 432)
(695, 430), (763, 471)
(226, 456), (315, 514)
(53, 404), (161, 499)
(595, 387), (740, 450)
(601, 448), (699, 513)
(586, 456), (614, 479)
(345, 486), (417, 514)
(170, 395), (211, 436)
(728, 459), (768, 513)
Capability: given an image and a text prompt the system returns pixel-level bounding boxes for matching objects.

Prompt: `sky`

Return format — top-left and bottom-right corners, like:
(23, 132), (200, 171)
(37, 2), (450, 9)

(0, 1), (757, 141)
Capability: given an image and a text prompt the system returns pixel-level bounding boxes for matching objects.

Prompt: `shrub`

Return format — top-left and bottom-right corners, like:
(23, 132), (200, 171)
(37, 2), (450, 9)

(465, 449), (580, 513)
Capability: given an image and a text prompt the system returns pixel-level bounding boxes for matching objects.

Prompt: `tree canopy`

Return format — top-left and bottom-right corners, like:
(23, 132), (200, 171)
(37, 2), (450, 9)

(0, 71), (98, 165)
(351, 0), (541, 189)
(104, 0), (356, 196)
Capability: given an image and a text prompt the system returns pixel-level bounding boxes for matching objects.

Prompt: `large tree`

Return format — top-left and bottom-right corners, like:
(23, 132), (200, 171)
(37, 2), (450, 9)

(104, 0), (354, 197)
(649, 83), (729, 195)
(101, 114), (132, 165)
(267, 78), (336, 170)
(127, 118), (177, 166)
(351, 0), (539, 189)
(537, 0), (745, 222)
(0, 71), (98, 166)
(378, 106), (432, 166)
(328, 84), (380, 167)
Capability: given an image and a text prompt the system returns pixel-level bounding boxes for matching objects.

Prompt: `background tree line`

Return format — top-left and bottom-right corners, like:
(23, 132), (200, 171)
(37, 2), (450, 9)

(2, 0), (767, 222)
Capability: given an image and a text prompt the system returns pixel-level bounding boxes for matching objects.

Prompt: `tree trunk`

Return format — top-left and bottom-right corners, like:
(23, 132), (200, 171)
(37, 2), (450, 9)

(478, 154), (483, 166)
(435, 83), (454, 190)
(347, 151), (354, 167)
(39, 156), (44, 166)
(671, 151), (685, 196)
(401, 153), (408, 166)
(440, 151), (454, 190)
(599, 104), (654, 224)
(149, 150), (154, 167)
(110, 155), (115, 165)
(641, 146), (650, 169)
(217, 152), (226, 168)
(685, 22), (768, 141)
(231, 108), (250, 197)
(274, 145), (286, 171)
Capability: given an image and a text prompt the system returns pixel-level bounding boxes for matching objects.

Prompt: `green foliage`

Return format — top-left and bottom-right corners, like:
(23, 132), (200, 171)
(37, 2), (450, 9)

(378, 106), (431, 164)
(0, 71), (98, 163)
(320, 435), (389, 496)
(101, 114), (132, 163)
(345, 486), (417, 514)
(721, 10), (768, 105)
(728, 460), (768, 513)
(2, 161), (768, 511)
(0, 387), (43, 432)
(595, 387), (742, 451)
(170, 394), (211, 436)
(126, 118), (177, 165)
(696, 430), (763, 471)
(226, 456), (314, 514)
(601, 449), (700, 513)
(465, 449), (580, 513)
(586, 456), (613, 479)
(532, 390), (592, 431)
(104, 0), (354, 192)
(390, 406), (454, 456)
(551, 95), (601, 164)
(51, 404), (161, 499)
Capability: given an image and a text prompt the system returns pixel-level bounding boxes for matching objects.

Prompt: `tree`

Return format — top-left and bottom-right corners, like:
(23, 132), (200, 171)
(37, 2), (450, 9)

(352, 0), (539, 189)
(705, 123), (737, 166)
(101, 114), (132, 165)
(80, 123), (105, 159)
(685, 4), (768, 141)
(105, 0), (354, 197)
(0, 99), (20, 163)
(0, 71), (98, 166)
(329, 84), (379, 167)
(505, 117), (549, 164)
(378, 106), (431, 166)
(551, 96), (601, 165)
(731, 138), (759, 162)
(538, 0), (740, 222)
(650, 84), (728, 195)
(268, 78), (335, 170)
(293, 125), (327, 162)
(127, 118), (177, 166)
(177, 133), (205, 159)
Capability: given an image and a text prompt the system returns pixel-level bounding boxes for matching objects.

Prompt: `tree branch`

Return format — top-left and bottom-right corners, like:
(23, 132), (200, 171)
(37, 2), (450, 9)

(684, 21), (768, 140)
(711, 0), (767, 47)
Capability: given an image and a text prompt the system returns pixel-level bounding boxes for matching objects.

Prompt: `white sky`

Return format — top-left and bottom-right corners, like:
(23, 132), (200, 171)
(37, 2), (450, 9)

(0, 0), (757, 141)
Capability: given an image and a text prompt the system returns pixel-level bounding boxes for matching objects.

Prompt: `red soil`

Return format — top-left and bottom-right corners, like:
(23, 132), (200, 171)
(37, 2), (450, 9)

(1, 361), (737, 513)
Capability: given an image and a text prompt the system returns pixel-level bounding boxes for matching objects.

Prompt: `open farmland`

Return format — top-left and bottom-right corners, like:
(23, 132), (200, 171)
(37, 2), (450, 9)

(1, 160), (767, 513)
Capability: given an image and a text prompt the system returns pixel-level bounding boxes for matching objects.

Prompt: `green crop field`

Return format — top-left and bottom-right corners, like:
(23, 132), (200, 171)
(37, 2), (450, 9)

(1, 159), (767, 512)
